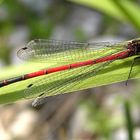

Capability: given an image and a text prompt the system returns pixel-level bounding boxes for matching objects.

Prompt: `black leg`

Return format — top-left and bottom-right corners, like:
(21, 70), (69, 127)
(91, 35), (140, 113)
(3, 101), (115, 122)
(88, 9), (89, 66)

(126, 56), (140, 85)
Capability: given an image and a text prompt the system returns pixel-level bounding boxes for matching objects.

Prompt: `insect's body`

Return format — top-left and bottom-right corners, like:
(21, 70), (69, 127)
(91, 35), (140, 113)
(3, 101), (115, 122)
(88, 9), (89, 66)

(0, 39), (140, 106)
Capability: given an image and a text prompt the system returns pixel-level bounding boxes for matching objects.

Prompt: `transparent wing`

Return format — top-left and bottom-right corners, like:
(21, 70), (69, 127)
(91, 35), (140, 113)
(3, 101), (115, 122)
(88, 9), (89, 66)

(24, 58), (114, 107)
(17, 39), (126, 64)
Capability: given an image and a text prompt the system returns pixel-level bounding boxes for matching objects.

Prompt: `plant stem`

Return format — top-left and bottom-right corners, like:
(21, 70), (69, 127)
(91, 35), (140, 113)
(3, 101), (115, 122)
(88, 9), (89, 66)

(124, 100), (134, 140)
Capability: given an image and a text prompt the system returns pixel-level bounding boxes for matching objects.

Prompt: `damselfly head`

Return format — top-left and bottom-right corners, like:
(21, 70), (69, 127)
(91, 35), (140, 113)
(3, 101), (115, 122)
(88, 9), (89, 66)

(132, 39), (140, 54)
(127, 39), (140, 55)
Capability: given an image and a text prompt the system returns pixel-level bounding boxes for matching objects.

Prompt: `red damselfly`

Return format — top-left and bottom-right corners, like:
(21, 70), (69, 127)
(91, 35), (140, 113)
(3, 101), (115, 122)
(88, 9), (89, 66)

(0, 39), (140, 106)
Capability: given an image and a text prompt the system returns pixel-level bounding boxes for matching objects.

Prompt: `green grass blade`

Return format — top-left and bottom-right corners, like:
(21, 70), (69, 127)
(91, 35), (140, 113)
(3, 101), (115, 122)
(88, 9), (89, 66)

(0, 56), (140, 105)
(70, 0), (140, 31)
(124, 100), (134, 140)
(113, 0), (140, 31)
(69, 0), (128, 21)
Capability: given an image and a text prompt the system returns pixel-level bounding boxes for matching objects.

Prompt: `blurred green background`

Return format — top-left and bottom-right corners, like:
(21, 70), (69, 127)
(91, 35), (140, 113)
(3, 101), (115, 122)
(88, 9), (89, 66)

(0, 0), (140, 140)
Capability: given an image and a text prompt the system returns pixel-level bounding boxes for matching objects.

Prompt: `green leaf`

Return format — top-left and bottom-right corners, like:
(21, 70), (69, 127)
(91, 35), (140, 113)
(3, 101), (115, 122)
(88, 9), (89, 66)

(69, 0), (128, 21)
(0, 55), (140, 105)
(69, 0), (140, 31)
(113, 0), (140, 31)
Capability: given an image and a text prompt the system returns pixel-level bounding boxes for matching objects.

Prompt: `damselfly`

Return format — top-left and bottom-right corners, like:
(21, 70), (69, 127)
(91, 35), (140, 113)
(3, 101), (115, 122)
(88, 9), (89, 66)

(0, 39), (140, 106)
